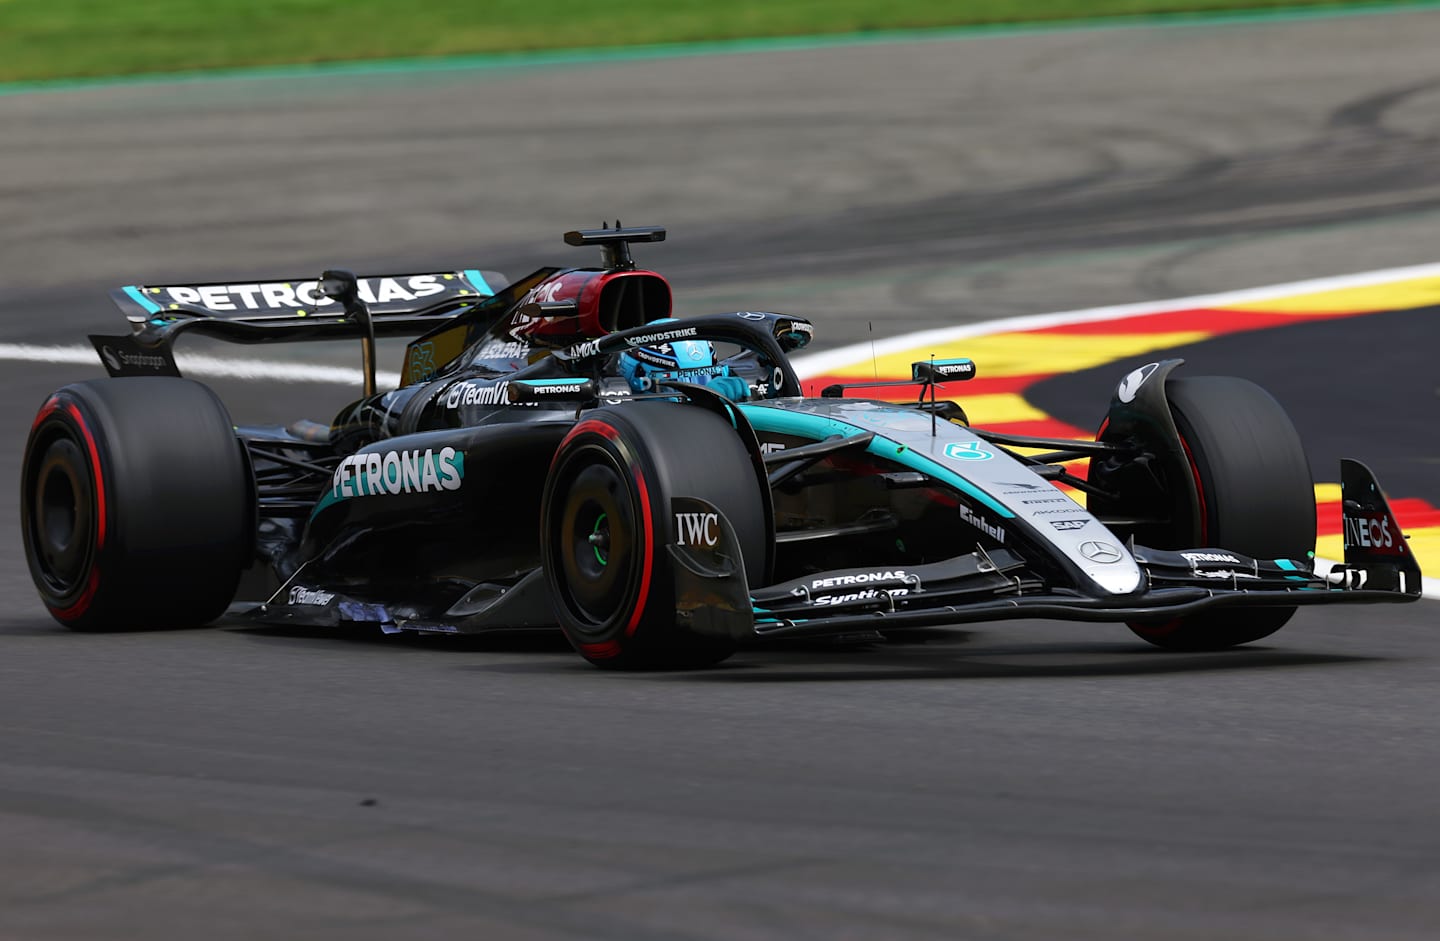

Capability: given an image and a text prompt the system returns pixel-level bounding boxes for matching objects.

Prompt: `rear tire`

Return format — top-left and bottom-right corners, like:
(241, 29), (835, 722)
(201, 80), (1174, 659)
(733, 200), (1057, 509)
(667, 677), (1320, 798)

(541, 403), (767, 670)
(21, 378), (252, 630)
(1123, 377), (1315, 650)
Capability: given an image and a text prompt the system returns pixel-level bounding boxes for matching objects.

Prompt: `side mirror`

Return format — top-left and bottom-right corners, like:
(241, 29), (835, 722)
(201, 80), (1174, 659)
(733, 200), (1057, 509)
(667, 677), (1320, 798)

(775, 320), (814, 352)
(912, 358), (976, 383)
(319, 269), (361, 312)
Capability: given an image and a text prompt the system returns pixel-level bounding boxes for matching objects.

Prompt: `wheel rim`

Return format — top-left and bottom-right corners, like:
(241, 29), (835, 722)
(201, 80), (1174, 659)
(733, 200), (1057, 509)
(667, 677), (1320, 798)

(555, 451), (641, 630)
(27, 433), (96, 598)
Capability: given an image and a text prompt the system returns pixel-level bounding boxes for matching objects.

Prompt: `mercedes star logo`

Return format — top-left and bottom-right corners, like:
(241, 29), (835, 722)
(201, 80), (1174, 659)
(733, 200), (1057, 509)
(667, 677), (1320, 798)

(1080, 540), (1124, 564)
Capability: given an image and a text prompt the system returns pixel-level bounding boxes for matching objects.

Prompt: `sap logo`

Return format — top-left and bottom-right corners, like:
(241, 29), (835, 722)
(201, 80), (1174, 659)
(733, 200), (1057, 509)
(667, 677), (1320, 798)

(1182, 551), (1243, 565)
(675, 512), (720, 547)
(959, 504), (1006, 543)
(1117, 362), (1160, 404)
(331, 447), (463, 500)
(1051, 519), (1088, 531)
(1344, 515), (1398, 552)
(943, 441), (992, 462)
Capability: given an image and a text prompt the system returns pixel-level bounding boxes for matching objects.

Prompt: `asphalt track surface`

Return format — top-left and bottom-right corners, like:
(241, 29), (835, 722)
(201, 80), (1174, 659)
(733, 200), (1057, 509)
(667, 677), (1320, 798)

(3, 10), (1440, 940)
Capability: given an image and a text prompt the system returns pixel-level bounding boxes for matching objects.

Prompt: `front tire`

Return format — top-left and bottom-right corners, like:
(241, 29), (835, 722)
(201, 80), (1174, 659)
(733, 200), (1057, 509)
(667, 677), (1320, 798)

(1111, 377), (1315, 650)
(21, 378), (252, 630)
(541, 403), (768, 670)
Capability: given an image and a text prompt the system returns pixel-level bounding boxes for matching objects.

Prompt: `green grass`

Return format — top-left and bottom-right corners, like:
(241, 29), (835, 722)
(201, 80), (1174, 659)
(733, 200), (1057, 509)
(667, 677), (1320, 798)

(0, 0), (1428, 83)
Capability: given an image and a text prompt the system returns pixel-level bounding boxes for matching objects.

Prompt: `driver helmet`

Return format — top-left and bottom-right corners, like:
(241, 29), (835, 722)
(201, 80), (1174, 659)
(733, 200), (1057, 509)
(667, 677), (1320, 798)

(618, 319), (717, 393)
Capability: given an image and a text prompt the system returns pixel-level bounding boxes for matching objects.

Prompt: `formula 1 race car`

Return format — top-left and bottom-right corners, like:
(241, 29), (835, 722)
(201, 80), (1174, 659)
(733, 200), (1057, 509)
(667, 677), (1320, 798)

(21, 225), (1424, 668)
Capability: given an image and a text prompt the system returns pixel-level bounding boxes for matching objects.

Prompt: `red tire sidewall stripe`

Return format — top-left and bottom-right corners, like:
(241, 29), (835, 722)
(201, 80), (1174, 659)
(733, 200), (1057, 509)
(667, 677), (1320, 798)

(561, 419), (655, 640)
(624, 466), (653, 638)
(51, 569), (101, 622)
(579, 640), (622, 659)
(557, 418), (619, 455)
(31, 395), (61, 432)
(64, 403), (107, 551)
(35, 398), (107, 620)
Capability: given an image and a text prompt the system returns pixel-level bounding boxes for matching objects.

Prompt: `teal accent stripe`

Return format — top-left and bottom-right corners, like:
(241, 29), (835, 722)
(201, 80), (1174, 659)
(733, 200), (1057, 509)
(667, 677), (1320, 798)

(1273, 559), (1316, 585)
(738, 406), (854, 441)
(462, 269), (494, 296)
(518, 378), (587, 387)
(738, 405), (1013, 518)
(122, 285), (163, 314)
(870, 440), (1014, 518)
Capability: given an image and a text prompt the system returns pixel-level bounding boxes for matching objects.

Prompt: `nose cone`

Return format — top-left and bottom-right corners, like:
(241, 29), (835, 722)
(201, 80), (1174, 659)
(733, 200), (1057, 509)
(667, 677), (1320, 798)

(1076, 540), (1143, 595)
(1086, 565), (1144, 595)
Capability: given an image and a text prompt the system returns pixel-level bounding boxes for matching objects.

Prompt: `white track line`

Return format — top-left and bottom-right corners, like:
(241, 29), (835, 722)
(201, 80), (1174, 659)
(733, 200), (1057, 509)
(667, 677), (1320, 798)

(0, 342), (401, 387)
(787, 262), (1440, 600)
(789, 260), (1440, 375)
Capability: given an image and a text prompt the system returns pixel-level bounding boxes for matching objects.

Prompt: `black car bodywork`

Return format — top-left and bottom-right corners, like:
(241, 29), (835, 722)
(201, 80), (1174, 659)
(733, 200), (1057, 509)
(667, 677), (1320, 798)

(26, 225), (1423, 668)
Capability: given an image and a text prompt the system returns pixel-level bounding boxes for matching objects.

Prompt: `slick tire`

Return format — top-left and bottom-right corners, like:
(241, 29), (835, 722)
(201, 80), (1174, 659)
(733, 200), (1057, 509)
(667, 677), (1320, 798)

(21, 378), (252, 631)
(1126, 376), (1315, 651)
(541, 403), (767, 670)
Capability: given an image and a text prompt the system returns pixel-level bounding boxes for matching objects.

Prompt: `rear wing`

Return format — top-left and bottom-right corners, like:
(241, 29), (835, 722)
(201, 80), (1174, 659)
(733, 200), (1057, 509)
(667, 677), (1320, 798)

(110, 270), (505, 324)
(91, 267), (526, 380)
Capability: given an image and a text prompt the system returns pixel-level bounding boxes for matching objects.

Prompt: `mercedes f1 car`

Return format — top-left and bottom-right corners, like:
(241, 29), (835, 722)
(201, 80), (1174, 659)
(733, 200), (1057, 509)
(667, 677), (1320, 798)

(21, 225), (1423, 668)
